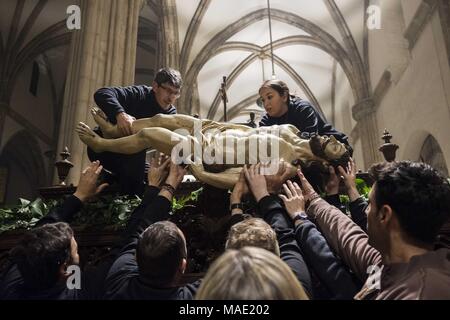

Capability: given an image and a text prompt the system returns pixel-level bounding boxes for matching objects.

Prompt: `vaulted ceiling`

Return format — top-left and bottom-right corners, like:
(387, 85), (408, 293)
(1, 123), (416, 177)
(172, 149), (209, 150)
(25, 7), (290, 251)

(166, 0), (370, 124)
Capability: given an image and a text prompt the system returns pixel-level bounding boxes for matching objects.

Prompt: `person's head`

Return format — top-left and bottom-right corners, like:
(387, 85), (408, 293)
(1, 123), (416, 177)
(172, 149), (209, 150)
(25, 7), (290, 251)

(225, 218), (280, 256)
(152, 68), (182, 109)
(10, 222), (79, 291)
(258, 79), (290, 117)
(367, 161), (450, 253)
(196, 247), (308, 300)
(136, 221), (187, 287)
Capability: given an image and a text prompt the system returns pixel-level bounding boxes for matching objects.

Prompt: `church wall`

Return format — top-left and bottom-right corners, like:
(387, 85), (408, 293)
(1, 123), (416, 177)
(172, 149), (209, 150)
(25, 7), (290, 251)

(373, 10), (450, 169)
(10, 60), (55, 142)
(401, 0), (423, 28)
(0, 117), (22, 153)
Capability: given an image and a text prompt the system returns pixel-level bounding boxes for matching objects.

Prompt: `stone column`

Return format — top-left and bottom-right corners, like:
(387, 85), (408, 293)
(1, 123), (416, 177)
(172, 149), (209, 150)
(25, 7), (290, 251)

(57, 0), (143, 185)
(352, 98), (382, 168)
(158, 0), (180, 70)
(378, 0), (410, 84)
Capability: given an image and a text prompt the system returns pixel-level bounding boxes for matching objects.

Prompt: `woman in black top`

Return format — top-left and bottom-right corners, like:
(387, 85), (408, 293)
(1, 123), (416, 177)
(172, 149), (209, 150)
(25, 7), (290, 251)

(258, 79), (351, 152)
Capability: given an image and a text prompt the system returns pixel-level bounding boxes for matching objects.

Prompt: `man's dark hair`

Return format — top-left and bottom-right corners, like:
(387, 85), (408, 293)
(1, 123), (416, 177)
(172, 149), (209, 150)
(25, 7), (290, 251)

(369, 161), (450, 244)
(136, 221), (187, 286)
(10, 222), (74, 291)
(154, 68), (182, 88)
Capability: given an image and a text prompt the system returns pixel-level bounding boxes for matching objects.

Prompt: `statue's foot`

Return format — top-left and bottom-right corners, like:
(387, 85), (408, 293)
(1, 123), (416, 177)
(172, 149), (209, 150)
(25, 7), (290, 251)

(76, 122), (104, 153)
(90, 107), (119, 138)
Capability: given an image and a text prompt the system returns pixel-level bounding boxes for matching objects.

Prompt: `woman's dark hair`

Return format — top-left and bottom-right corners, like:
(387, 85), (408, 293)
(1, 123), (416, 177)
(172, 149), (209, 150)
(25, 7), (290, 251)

(258, 79), (290, 98)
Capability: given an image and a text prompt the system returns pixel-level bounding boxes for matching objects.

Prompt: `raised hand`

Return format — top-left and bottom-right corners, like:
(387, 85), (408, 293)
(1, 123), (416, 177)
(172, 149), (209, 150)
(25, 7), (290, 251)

(325, 166), (340, 195)
(231, 169), (249, 204)
(74, 161), (109, 202)
(243, 164), (270, 202)
(338, 158), (360, 201)
(265, 161), (296, 194)
(165, 162), (188, 190)
(148, 156), (171, 188)
(279, 180), (305, 220)
(297, 167), (320, 204)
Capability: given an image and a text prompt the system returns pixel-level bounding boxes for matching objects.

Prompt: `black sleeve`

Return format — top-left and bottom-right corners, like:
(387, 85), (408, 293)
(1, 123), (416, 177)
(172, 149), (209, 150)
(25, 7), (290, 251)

(36, 195), (83, 226)
(349, 197), (368, 232)
(294, 221), (361, 299)
(257, 195), (312, 298)
(105, 195), (172, 294)
(93, 86), (146, 122)
(324, 194), (347, 214)
(122, 195), (172, 251)
(119, 185), (161, 243)
(258, 114), (269, 127)
(291, 102), (319, 134)
(324, 194), (341, 208)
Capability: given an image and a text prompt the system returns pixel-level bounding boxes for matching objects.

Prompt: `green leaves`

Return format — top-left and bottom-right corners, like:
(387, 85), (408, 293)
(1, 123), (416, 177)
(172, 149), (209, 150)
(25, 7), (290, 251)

(73, 195), (141, 230)
(355, 178), (370, 200)
(0, 198), (55, 233)
(0, 187), (205, 234)
(171, 187), (203, 213)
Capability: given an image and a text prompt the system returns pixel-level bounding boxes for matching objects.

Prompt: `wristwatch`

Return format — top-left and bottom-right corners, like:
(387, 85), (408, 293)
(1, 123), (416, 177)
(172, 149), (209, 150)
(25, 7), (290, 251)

(230, 203), (244, 210)
(292, 211), (308, 223)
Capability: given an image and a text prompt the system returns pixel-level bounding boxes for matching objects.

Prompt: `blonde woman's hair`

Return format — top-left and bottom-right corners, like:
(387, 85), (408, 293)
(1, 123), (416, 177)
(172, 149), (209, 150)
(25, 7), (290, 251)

(225, 218), (280, 256)
(196, 247), (309, 300)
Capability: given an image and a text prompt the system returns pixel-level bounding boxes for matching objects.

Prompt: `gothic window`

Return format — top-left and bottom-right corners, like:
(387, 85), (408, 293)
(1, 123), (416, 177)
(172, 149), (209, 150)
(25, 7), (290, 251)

(419, 135), (449, 177)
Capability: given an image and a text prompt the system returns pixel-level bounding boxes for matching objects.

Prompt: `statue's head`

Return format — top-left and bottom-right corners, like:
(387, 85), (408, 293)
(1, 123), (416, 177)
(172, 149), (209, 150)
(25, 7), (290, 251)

(322, 136), (347, 160)
(309, 134), (350, 167)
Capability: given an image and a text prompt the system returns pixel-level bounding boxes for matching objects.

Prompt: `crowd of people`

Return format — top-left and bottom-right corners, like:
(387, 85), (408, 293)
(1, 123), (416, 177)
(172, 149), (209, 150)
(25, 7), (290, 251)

(1, 68), (449, 300)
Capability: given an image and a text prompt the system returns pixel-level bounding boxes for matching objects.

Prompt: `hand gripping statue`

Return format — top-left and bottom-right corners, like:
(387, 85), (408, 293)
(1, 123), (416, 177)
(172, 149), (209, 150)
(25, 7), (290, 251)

(77, 108), (351, 189)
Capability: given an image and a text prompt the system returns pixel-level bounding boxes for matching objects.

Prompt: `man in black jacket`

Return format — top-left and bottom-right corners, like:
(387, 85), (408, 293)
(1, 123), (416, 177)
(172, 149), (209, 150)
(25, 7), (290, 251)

(103, 159), (201, 300)
(89, 68), (182, 196)
(0, 161), (109, 300)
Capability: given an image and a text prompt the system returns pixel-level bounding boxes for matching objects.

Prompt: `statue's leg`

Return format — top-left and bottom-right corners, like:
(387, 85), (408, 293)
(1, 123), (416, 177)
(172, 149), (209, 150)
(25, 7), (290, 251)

(90, 110), (201, 138)
(131, 114), (201, 134)
(76, 122), (189, 156)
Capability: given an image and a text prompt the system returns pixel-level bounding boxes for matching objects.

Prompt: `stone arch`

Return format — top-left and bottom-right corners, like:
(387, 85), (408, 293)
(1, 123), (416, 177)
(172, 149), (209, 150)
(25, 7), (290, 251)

(181, 8), (369, 114)
(419, 135), (449, 177)
(0, 130), (47, 204)
(206, 36), (339, 119)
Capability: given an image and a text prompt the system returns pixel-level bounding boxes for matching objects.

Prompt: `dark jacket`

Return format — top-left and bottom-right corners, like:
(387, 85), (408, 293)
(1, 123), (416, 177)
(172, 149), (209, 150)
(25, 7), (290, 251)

(94, 85), (176, 123)
(259, 96), (349, 146)
(308, 198), (450, 299)
(256, 195), (313, 297)
(104, 186), (200, 300)
(325, 194), (368, 232)
(294, 220), (361, 299)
